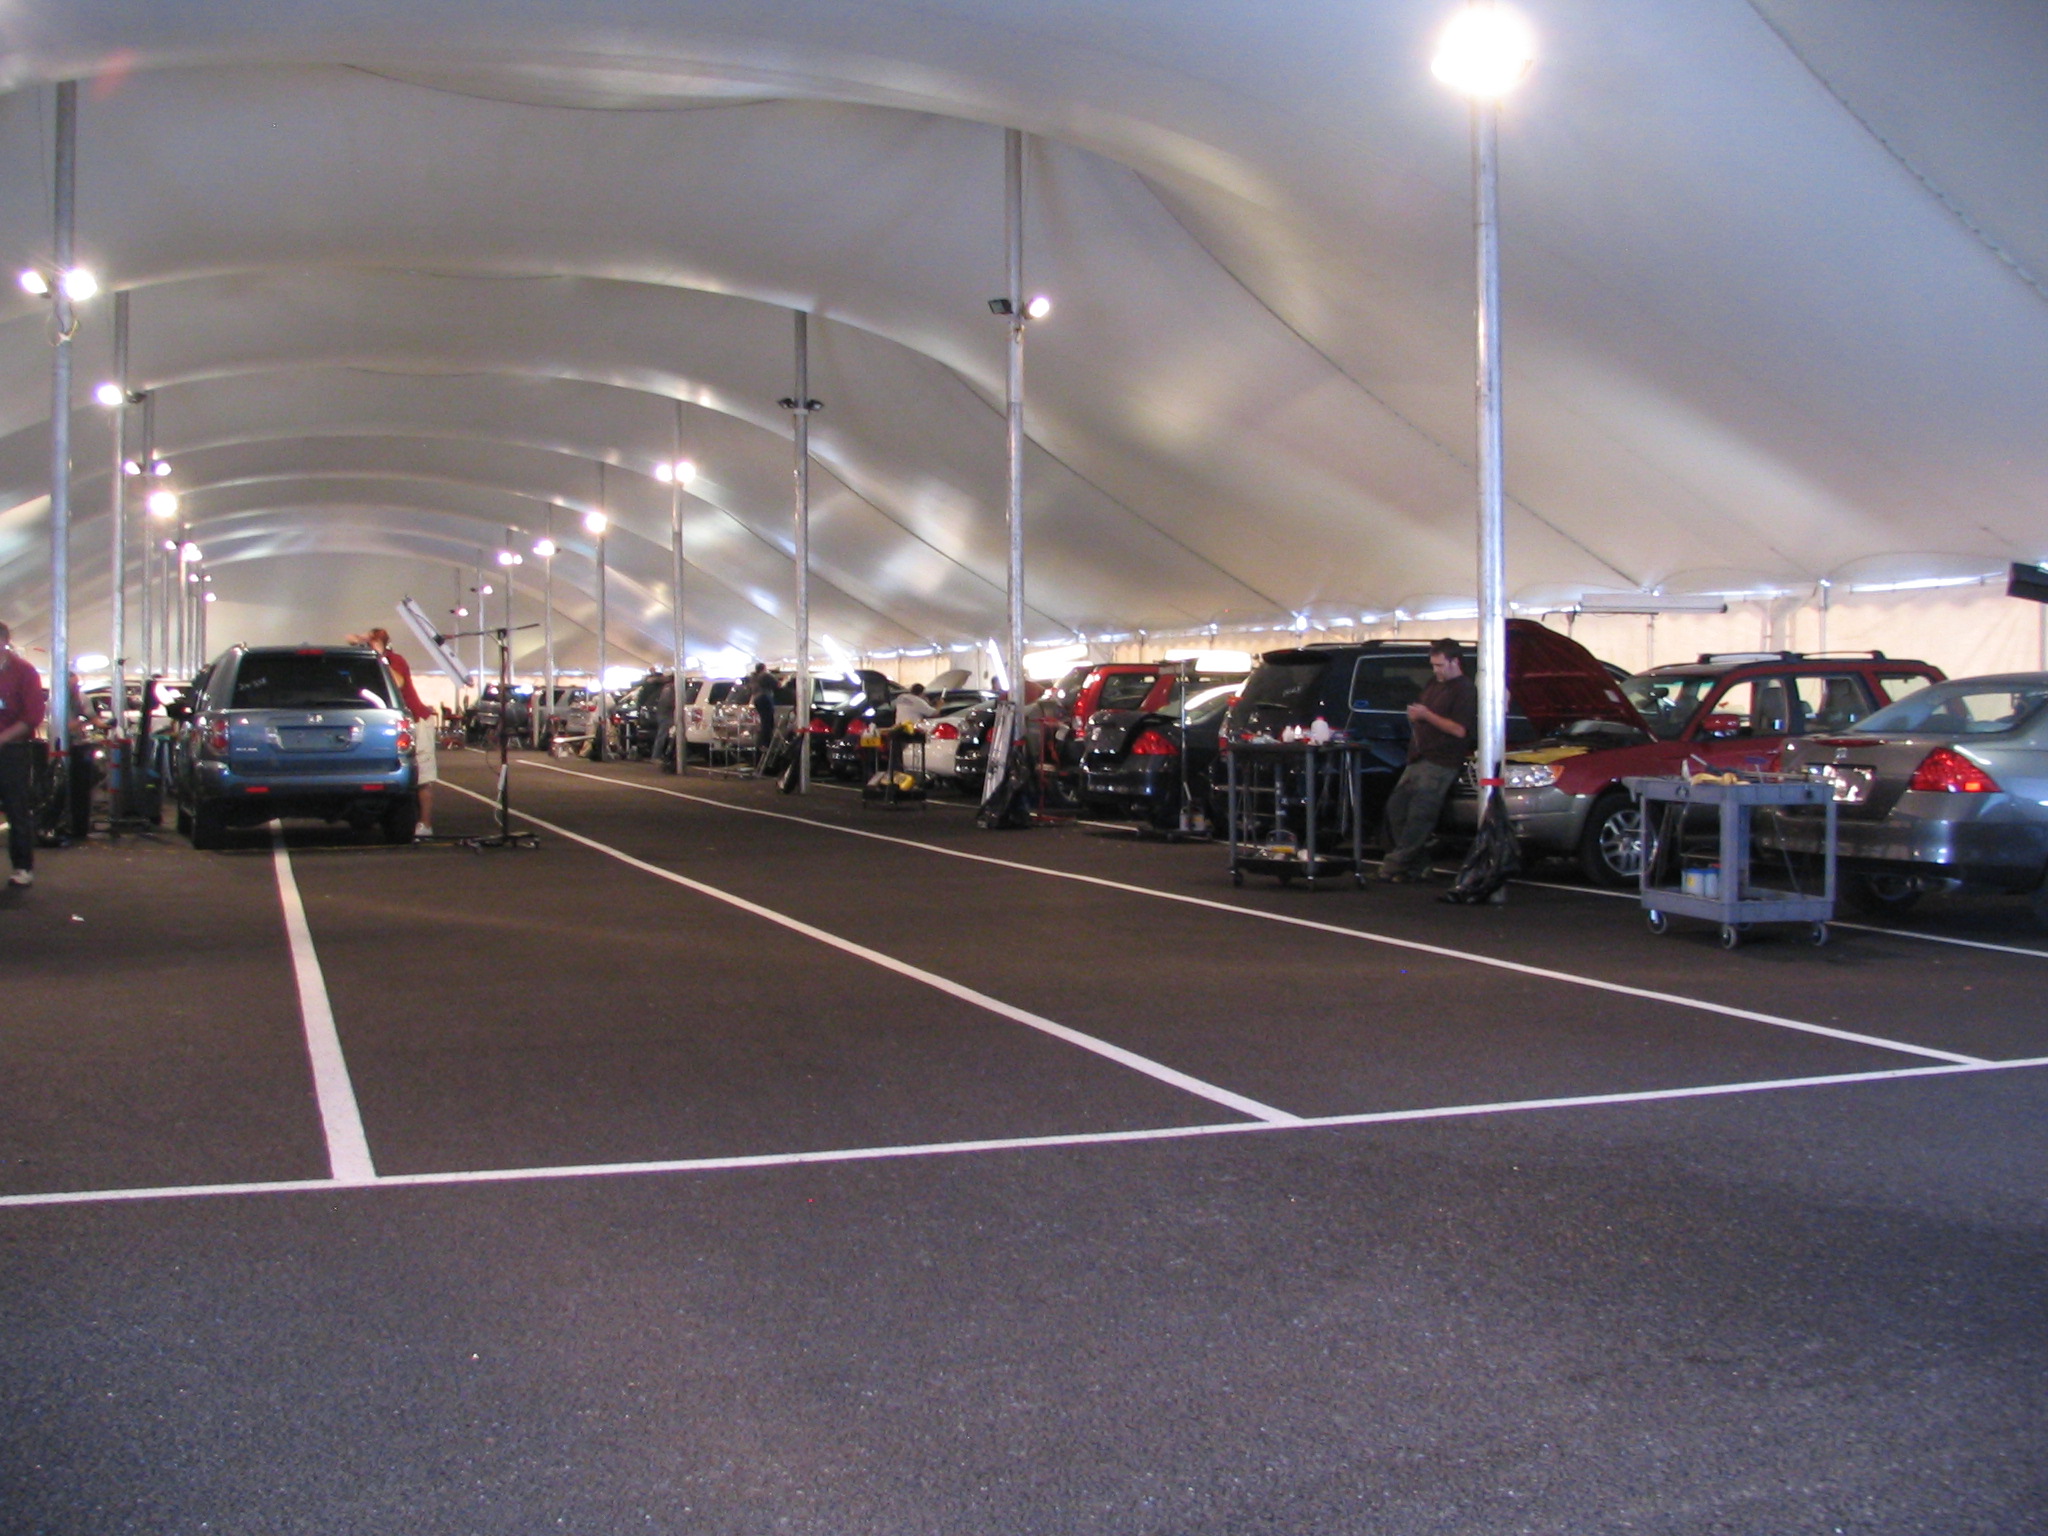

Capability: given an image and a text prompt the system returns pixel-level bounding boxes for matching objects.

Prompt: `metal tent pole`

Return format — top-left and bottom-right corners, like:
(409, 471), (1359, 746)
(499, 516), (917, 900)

(542, 512), (555, 748)
(109, 291), (129, 754)
(782, 313), (820, 793)
(670, 400), (687, 776)
(592, 468), (608, 763)
(1469, 98), (1508, 862)
(1004, 126), (1027, 746)
(48, 80), (79, 757)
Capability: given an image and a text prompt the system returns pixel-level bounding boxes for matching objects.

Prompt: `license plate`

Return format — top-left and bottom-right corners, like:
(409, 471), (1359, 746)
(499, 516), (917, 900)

(278, 726), (358, 752)
(1805, 763), (1874, 803)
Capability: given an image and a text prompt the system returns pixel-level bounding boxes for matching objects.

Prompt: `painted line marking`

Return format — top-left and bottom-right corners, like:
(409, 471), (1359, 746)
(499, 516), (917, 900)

(513, 762), (1989, 1067)
(7, 1053), (2044, 1211)
(271, 831), (376, 1183)
(437, 781), (1298, 1126)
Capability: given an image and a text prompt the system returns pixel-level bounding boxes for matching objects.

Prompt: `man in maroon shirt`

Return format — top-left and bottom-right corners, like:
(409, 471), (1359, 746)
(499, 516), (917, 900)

(0, 621), (49, 886)
(1376, 638), (1479, 883)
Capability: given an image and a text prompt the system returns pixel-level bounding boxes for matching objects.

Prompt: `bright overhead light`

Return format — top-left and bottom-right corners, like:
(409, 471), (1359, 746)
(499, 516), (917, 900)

(73, 652), (109, 671)
(532, 538), (556, 559)
(455, 605), (469, 618)
(18, 269), (49, 296)
(583, 511), (608, 536)
(94, 382), (124, 408)
(478, 582), (494, 596)
(1025, 295), (1052, 320)
(653, 459), (697, 485)
(179, 541), (202, 562)
(496, 549), (522, 567)
(203, 591), (217, 604)
(122, 459), (142, 476)
(59, 267), (98, 302)
(146, 489), (179, 518)
(1431, 3), (1536, 99)
(152, 460), (172, 476)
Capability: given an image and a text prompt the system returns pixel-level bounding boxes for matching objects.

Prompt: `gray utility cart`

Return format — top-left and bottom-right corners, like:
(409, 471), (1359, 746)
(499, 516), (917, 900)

(1222, 738), (1374, 889)
(1626, 774), (1837, 949)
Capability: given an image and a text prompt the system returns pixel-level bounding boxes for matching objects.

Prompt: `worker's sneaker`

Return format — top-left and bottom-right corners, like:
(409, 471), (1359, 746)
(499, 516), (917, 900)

(413, 824), (434, 842)
(7, 868), (31, 887)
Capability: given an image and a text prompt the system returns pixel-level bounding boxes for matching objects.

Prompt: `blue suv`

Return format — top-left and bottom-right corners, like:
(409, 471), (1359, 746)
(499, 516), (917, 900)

(173, 644), (419, 847)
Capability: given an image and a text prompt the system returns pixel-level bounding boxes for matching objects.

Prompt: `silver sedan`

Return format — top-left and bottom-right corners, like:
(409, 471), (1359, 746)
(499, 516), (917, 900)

(1772, 673), (2048, 919)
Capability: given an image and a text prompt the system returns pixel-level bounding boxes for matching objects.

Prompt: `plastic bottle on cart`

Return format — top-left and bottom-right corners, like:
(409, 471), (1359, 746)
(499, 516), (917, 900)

(1308, 716), (1332, 743)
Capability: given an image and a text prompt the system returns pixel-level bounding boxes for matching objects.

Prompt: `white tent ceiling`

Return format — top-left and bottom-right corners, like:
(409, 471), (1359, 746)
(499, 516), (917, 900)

(0, 0), (2043, 672)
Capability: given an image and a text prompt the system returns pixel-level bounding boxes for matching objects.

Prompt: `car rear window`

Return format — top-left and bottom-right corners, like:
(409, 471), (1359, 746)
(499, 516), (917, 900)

(1350, 655), (1436, 712)
(231, 653), (394, 710)
(1238, 661), (1324, 711)
(1856, 680), (2048, 737)
(1095, 671), (1159, 712)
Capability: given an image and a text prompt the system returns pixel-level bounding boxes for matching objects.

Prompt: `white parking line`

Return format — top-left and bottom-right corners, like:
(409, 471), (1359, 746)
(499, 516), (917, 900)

(271, 832), (376, 1183)
(6, 1052), (2044, 1211)
(516, 762), (1989, 1067)
(439, 781), (1299, 1126)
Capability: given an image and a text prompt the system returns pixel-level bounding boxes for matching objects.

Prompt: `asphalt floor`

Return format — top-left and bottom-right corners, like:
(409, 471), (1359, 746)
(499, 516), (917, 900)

(3, 749), (2046, 1534)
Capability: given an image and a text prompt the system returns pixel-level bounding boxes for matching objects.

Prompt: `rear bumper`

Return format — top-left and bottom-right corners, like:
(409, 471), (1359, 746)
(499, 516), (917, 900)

(1081, 764), (1174, 808)
(1766, 797), (2048, 891)
(192, 760), (415, 822)
(1441, 783), (1590, 853)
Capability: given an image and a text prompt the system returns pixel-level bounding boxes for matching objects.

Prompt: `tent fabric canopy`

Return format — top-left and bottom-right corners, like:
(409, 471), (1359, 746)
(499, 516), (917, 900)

(0, 1), (2042, 672)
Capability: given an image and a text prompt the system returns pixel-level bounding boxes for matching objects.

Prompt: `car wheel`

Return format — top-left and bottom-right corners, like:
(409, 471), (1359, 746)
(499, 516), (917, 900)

(188, 802), (226, 850)
(1577, 791), (1643, 888)
(1840, 872), (1922, 917)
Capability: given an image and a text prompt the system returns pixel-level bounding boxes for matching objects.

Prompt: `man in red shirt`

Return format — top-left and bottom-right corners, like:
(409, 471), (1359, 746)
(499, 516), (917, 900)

(355, 627), (437, 839)
(0, 621), (49, 886)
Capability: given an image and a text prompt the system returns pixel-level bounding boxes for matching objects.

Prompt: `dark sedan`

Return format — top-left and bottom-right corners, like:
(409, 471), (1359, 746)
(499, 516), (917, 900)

(1079, 681), (1238, 828)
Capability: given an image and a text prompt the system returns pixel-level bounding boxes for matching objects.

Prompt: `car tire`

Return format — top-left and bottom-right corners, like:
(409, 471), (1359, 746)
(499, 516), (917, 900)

(188, 802), (226, 850)
(1577, 791), (1643, 888)
(1840, 872), (1922, 917)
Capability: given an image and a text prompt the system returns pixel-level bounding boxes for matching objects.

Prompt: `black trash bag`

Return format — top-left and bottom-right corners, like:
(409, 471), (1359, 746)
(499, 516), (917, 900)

(778, 749), (803, 794)
(1440, 791), (1521, 904)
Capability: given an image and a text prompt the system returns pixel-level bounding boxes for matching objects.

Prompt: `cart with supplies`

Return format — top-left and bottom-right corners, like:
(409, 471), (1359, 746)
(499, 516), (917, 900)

(1627, 773), (1837, 949)
(861, 722), (928, 809)
(1222, 738), (1373, 889)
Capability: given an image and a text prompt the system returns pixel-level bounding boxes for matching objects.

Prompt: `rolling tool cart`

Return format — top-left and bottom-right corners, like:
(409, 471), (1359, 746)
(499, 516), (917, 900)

(1628, 773), (1837, 948)
(861, 723), (928, 809)
(1222, 739), (1371, 889)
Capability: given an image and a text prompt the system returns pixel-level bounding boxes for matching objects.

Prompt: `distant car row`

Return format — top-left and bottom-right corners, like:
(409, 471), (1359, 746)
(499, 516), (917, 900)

(141, 637), (2048, 928)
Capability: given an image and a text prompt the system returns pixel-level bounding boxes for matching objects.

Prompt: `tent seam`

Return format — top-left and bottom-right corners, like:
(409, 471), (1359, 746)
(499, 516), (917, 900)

(1742, 0), (2048, 308)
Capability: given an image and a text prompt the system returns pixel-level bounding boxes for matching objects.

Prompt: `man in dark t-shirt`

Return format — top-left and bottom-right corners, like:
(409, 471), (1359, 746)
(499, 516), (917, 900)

(1376, 638), (1478, 882)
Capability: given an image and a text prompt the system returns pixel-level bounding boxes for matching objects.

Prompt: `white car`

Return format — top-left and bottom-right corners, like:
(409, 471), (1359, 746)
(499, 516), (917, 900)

(679, 676), (744, 751)
(920, 701), (987, 786)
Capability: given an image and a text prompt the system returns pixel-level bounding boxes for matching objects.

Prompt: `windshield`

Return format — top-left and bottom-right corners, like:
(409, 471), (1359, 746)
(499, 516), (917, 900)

(1622, 673), (1720, 741)
(1853, 679), (2048, 737)
(231, 653), (395, 710)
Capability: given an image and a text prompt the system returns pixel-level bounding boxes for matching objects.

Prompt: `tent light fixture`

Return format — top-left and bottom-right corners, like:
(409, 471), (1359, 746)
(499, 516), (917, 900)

(146, 489), (179, 519)
(533, 538), (556, 559)
(1431, 3), (1536, 99)
(152, 459), (172, 476)
(1025, 295), (1052, 320)
(653, 458), (697, 485)
(60, 267), (97, 302)
(93, 381), (125, 408)
(18, 269), (49, 296)
(582, 511), (608, 536)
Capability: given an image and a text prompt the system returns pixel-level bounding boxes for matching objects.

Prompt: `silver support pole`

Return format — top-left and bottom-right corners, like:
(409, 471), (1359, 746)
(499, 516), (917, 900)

(172, 527), (187, 678)
(138, 397), (153, 682)
(475, 557), (488, 686)
(793, 313), (813, 792)
(196, 572), (208, 663)
(1817, 580), (1831, 655)
(593, 476), (608, 763)
(1004, 127), (1027, 742)
(109, 291), (129, 739)
(1469, 100), (1508, 860)
(542, 511), (555, 748)
(670, 401), (687, 776)
(48, 80), (79, 755)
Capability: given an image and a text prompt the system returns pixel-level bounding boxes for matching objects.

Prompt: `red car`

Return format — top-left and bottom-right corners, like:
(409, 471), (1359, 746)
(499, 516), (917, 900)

(1450, 649), (1946, 885)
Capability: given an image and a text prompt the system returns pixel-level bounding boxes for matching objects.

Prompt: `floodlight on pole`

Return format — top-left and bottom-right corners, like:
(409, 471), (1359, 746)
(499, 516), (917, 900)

(146, 489), (179, 519)
(532, 537), (556, 559)
(94, 381), (124, 408)
(582, 510), (608, 536)
(151, 459), (171, 476)
(1433, 0), (1533, 883)
(653, 458), (696, 486)
(17, 269), (48, 296)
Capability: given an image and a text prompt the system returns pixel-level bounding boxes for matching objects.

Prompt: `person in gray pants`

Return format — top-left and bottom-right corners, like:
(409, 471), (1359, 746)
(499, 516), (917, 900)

(1376, 638), (1478, 883)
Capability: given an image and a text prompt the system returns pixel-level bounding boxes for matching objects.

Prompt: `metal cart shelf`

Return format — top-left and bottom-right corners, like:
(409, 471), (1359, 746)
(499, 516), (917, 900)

(1222, 739), (1373, 889)
(1626, 774), (1837, 949)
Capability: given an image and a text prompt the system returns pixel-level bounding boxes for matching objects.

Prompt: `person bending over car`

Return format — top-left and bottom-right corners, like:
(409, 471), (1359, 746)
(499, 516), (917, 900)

(1376, 638), (1477, 884)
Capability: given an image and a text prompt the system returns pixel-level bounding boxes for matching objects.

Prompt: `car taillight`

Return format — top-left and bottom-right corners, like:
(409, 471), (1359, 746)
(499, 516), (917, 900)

(205, 720), (231, 754)
(1908, 746), (2000, 794)
(395, 722), (414, 754)
(1129, 728), (1177, 756)
(929, 721), (960, 740)
(845, 719), (868, 736)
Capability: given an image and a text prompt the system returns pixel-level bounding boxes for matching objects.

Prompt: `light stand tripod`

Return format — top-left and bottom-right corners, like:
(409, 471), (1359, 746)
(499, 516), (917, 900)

(438, 618), (540, 851)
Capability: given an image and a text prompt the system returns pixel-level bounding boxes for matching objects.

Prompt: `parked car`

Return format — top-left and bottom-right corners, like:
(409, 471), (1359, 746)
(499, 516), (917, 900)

(1080, 680), (1240, 826)
(1451, 648), (1945, 886)
(677, 676), (740, 753)
(530, 683), (590, 745)
(1767, 672), (2048, 918)
(172, 644), (417, 847)
(923, 699), (996, 789)
(608, 671), (669, 758)
(814, 670), (906, 779)
(1221, 621), (1638, 850)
